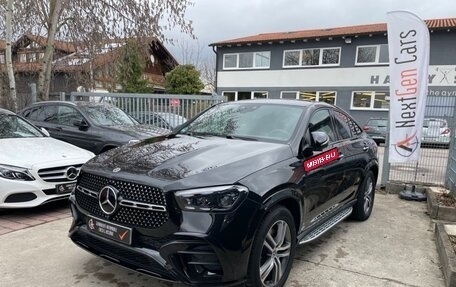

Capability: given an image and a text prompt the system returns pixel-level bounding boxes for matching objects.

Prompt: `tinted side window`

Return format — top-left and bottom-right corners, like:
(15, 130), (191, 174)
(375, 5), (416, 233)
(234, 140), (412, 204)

(23, 107), (41, 120)
(34, 105), (58, 123)
(333, 110), (353, 139)
(58, 106), (83, 126)
(308, 109), (336, 142)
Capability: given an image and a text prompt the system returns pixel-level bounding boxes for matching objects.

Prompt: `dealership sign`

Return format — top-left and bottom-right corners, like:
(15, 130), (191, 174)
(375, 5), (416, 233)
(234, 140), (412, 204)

(304, 148), (339, 172)
(387, 11), (430, 163)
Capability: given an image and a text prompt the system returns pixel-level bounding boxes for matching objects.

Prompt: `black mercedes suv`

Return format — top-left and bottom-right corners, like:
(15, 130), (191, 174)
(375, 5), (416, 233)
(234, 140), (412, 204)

(69, 100), (378, 287)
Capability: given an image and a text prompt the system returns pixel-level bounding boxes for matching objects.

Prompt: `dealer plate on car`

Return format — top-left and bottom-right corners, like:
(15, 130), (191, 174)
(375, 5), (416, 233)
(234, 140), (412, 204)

(56, 182), (76, 194)
(87, 216), (132, 245)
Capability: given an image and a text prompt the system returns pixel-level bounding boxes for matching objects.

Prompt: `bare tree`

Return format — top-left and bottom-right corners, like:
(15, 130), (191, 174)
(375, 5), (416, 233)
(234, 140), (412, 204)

(4, 0), (17, 111)
(176, 38), (216, 93)
(1, 0), (194, 101)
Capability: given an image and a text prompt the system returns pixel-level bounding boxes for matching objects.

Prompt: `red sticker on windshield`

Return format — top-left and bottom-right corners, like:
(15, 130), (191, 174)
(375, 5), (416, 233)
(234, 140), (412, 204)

(304, 148), (339, 172)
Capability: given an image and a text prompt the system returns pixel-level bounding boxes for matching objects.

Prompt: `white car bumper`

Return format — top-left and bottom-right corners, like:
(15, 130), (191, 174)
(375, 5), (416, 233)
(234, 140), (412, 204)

(0, 177), (73, 208)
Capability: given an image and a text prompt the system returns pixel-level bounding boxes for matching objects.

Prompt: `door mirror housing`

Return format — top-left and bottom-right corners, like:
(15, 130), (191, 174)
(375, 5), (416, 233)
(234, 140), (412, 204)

(40, 127), (50, 137)
(73, 120), (89, 130)
(311, 131), (330, 149)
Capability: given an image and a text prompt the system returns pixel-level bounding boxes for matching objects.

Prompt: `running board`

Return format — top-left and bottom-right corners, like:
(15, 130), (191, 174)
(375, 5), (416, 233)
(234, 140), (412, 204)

(299, 207), (353, 245)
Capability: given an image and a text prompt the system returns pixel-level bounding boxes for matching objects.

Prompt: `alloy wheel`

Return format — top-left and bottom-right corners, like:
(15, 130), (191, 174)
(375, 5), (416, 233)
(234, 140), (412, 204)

(259, 220), (292, 286)
(363, 176), (374, 214)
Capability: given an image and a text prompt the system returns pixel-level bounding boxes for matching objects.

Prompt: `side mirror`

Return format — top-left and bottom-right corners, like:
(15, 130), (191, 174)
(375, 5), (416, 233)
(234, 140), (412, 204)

(311, 131), (330, 149)
(73, 120), (89, 130)
(41, 127), (50, 137)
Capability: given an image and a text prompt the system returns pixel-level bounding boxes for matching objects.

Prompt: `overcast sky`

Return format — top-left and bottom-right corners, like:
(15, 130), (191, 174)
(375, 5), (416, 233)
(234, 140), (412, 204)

(167, 0), (456, 62)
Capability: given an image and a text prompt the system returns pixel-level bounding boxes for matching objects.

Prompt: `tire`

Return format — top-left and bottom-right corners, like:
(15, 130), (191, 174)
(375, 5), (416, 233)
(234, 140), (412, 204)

(350, 170), (376, 221)
(246, 206), (297, 287)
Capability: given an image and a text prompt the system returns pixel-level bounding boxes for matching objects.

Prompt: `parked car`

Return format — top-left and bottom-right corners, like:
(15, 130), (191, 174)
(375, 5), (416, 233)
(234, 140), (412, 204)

(69, 100), (378, 287)
(363, 118), (387, 145)
(0, 108), (94, 208)
(421, 118), (451, 147)
(19, 101), (170, 154)
(135, 112), (187, 130)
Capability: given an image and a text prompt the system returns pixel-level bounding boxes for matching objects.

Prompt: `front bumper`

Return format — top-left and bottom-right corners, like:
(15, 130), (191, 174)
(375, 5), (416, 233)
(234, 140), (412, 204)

(68, 195), (263, 286)
(0, 177), (73, 208)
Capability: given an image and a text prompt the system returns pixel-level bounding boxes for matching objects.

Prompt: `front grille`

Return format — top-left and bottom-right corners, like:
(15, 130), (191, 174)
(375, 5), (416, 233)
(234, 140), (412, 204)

(38, 164), (83, 182)
(78, 172), (166, 205)
(75, 172), (169, 229)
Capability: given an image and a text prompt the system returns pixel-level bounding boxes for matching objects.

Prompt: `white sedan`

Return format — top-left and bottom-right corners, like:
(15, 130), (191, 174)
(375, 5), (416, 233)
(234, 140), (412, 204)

(0, 108), (94, 208)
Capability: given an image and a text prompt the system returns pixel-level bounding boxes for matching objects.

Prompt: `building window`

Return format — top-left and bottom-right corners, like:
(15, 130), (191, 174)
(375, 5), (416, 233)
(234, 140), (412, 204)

(284, 50), (300, 66)
(355, 44), (389, 65)
(280, 91), (337, 105)
(283, 47), (341, 67)
(223, 54), (237, 69)
(222, 91), (236, 101)
(39, 52), (45, 60)
(351, 91), (389, 110)
(0, 53), (5, 64)
(222, 91), (269, 101)
(18, 53), (27, 63)
(28, 53), (37, 62)
(253, 91), (268, 99)
(223, 51), (270, 69)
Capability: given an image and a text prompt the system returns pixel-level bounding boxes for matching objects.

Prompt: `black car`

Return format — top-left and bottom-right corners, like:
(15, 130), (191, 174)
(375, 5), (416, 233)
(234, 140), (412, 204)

(20, 101), (170, 154)
(69, 100), (378, 287)
(363, 118), (388, 145)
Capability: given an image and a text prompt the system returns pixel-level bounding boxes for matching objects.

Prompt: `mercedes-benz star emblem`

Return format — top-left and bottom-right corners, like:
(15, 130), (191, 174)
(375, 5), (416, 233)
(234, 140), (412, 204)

(113, 167), (121, 173)
(98, 186), (118, 215)
(65, 166), (79, 181)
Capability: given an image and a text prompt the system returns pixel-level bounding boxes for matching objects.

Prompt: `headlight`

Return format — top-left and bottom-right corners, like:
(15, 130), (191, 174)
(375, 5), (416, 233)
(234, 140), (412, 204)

(0, 164), (35, 181)
(175, 185), (248, 212)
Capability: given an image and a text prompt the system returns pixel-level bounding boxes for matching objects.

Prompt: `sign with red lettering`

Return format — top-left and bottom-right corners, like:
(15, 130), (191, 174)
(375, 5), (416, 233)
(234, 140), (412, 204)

(170, 98), (180, 107)
(304, 148), (339, 172)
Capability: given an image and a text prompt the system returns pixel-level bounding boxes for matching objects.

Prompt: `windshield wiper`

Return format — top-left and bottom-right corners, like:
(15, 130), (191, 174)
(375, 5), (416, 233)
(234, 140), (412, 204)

(183, 131), (225, 138)
(226, 135), (258, 141)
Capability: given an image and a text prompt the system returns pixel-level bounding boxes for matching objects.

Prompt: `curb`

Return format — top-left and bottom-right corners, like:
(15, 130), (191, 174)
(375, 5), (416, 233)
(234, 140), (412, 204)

(435, 223), (456, 287)
(427, 188), (456, 221)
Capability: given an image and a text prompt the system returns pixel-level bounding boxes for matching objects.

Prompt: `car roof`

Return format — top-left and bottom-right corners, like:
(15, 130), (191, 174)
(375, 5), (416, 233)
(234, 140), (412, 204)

(222, 99), (332, 108)
(25, 101), (113, 108)
(0, 108), (16, 115)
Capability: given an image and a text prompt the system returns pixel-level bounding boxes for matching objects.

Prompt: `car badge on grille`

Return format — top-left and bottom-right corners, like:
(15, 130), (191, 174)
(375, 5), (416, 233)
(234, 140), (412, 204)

(98, 186), (119, 215)
(113, 167), (121, 173)
(65, 166), (79, 181)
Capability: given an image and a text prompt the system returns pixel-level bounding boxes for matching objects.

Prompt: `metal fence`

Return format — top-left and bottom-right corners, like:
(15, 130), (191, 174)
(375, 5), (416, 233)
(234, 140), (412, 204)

(69, 92), (226, 129)
(383, 95), (455, 187)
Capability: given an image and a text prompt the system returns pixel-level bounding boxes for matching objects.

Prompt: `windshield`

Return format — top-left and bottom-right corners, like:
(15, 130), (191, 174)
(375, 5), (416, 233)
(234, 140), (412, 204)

(0, 114), (43, 139)
(180, 103), (305, 142)
(79, 105), (137, 126)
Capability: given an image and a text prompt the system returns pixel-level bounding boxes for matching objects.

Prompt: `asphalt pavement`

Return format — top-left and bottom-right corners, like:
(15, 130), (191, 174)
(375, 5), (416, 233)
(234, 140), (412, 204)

(0, 193), (445, 287)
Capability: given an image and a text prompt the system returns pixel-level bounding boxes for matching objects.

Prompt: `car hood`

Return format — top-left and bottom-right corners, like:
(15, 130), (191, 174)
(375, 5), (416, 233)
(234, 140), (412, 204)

(84, 135), (293, 189)
(0, 137), (94, 169)
(105, 124), (170, 139)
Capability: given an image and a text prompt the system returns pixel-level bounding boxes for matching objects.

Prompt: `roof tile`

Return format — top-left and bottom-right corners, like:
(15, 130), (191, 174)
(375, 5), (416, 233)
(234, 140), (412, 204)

(211, 17), (456, 46)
